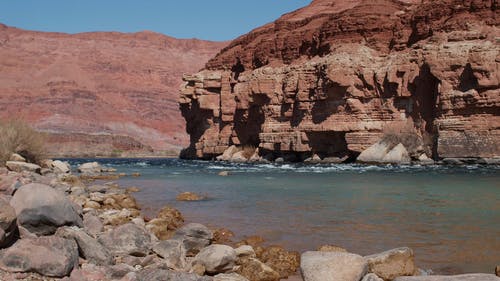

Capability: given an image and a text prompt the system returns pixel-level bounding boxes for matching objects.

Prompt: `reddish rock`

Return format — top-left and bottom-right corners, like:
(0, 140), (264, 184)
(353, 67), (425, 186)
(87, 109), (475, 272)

(180, 0), (499, 161)
(0, 24), (226, 156)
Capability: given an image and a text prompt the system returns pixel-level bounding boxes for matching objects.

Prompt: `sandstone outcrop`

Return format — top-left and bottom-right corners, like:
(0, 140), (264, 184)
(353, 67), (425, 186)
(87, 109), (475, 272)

(0, 24), (226, 156)
(179, 0), (499, 162)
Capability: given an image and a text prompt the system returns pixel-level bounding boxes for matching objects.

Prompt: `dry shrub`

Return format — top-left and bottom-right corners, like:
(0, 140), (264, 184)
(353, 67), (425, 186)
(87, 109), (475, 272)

(381, 118), (423, 155)
(242, 145), (256, 159)
(0, 119), (46, 164)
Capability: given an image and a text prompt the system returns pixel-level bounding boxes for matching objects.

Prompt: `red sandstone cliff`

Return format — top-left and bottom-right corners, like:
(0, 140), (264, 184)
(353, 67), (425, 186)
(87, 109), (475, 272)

(0, 24), (226, 157)
(180, 0), (499, 162)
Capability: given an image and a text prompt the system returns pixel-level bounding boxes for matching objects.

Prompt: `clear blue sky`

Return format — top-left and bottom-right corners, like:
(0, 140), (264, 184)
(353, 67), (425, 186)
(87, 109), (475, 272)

(0, 0), (311, 41)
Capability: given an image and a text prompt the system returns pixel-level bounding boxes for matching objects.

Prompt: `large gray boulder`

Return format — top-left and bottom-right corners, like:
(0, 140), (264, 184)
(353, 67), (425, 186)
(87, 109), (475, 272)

(152, 239), (187, 270)
(5, 161), (41, 173)
(394, 274), (500, 281)
(10, 183), (83, 235)
(0, 236), (78, 277)
(301, 251), (367, 281)
(0, 198), (17, 247)
(194, 244), (237, 274)
(56, 226), (113, 265)
(365, 247), (416, 280)
(99, 223), (152, 257)
(173, 223), (213, 256)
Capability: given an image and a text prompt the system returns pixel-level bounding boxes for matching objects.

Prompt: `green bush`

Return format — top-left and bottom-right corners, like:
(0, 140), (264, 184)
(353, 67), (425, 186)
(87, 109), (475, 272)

(0, 119), (46, 165)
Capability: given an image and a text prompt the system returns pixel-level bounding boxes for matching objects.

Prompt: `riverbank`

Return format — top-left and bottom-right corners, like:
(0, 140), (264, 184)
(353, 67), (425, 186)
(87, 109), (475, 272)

(0, 159), (498, 280)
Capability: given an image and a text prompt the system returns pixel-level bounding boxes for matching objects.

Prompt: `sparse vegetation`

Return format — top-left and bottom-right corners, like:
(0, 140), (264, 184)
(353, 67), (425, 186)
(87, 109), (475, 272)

(381, 118), (424, 157)
(0, 119), (46, 165)
(242, 144), (257, 159)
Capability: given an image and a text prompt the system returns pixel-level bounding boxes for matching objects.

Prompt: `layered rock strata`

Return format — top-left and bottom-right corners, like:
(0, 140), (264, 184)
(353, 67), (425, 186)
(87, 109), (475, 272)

(179, 0), (499, 162)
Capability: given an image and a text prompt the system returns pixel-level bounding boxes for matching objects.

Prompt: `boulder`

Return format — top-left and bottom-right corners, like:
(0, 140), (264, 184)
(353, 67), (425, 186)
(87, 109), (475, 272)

(10, 183), (83, 235)
(9, 153), (26, 162)
(213, 228), (235, 244)
(235, 245), (256, 259)
(496, 265), (499, 277)
(357, 141), (410, 164)
(362, 273), (384, 281)
(0, 198), (16, 247)
(0, 236), (78, 277)
(173, 223), (213, 256)
(357, 141), (390, 163)
(382, 143), (411, 164)
(394, 274), (500, 281)
(78, 162), (103, 174)
(317, 244), (348, 252)
(300, 251), (367, 281)
(98, 223), (152, 257)
(56, 226), (113, 265)
(194, 244), (237, 274)
(214, 273), (250, 281)
(365, 247), (416, 280)
(5, 161), (41, 173)
(52, 160), (71, 174)
(176, 191), (204, 201)
(237, 257), (280, 281)
(230, 151), (248, 162)
(259, 245), (300, 279)
(218, 145), (240, 161)
(146, 206), (184, 240)
(136, 268), (212, 281)
(152, 240), (187, 270)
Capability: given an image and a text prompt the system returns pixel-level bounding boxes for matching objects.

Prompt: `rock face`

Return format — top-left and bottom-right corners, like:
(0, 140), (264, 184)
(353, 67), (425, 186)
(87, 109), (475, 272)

(179, 0), (499, 162)
(0, 23), (226, 156)
(10, 183), (83, 235)
(300, 251), (367, 281)
(0, 236), (79, 277)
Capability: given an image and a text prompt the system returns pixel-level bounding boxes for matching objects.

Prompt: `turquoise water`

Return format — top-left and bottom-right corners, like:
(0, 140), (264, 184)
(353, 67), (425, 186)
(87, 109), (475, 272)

(67, 159), (500, 274)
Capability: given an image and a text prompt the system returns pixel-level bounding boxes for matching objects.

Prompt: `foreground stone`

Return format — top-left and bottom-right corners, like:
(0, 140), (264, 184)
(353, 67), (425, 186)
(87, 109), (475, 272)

(363, 273), (384, 281)
(214, 273), (250, 281)
(365, 247), (416, 280)
(0, 236), (78, 277)
(5, 161), (41, 173)
(152, 240), (187, 270)
(136, 268), (212, 281)
(194, 244), (237, 274)
(0, 198), (16, 247)
(10, 183), (83, 235)
(237, 257), (280, 281)
(259, 245), (300, 279)
(98, 223), (151, 256)
(173, 223), (213, 256)
(300, 251), (367, 281)
(394, 274), (500, 281)
(56, 226), (113, 265)
(51, 160), (71, 174)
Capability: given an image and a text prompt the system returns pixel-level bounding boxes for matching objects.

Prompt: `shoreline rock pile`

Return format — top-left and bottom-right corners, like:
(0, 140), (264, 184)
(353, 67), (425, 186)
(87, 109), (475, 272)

(0, 158), (498, 281)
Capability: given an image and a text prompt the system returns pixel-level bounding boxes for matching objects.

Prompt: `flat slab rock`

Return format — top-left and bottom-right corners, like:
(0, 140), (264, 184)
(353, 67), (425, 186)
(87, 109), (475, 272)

(0, 236), (78, 277)
(301, 251), (367, 281)
(394, 274), (500, 281)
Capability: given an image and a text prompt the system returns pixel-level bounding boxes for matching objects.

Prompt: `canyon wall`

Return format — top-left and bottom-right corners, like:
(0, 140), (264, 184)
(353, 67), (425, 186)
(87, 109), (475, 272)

(179, 0), (499, 162)
(0, 24), (226, 156)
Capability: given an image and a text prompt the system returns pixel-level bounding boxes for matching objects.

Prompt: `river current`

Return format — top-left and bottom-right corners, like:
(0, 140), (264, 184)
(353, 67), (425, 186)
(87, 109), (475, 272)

(65, 158), (500, 274)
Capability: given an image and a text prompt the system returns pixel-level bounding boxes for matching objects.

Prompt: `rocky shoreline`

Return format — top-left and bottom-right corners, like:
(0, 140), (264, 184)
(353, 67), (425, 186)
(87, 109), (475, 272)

(0, 157), (498, 281)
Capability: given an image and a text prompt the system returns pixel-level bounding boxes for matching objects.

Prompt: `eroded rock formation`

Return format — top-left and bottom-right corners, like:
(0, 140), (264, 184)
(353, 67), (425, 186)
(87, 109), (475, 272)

(0, 24), (226, 156)
(180, 0), (499, 162)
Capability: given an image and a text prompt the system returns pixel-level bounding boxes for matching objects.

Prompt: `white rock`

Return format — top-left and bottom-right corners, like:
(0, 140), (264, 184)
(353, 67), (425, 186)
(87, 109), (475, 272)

(382, 143), (411, 164)
(194, 244), (237, 274)
(301, 251), (367, 281)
